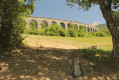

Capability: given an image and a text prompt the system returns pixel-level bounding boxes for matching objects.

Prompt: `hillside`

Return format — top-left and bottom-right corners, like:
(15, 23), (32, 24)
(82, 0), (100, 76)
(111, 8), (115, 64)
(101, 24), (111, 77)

(96, 24), (108, 31)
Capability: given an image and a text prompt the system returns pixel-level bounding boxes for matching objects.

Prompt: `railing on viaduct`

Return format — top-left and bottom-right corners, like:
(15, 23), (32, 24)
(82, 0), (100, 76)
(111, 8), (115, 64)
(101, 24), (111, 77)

(25, 16), (99, 32)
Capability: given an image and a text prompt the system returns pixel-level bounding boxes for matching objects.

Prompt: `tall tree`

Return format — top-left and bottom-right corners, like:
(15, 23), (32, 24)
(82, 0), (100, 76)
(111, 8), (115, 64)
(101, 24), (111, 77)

(0, 0), (36, 51)
(66, 0), (119, 60)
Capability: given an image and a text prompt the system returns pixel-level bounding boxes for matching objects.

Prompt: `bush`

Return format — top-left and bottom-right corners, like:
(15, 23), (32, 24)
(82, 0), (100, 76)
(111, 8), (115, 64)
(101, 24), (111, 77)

(39, 29), (45, 35)
(42, 24), (66, 37)
(28, 28), (40, 35)
(57, 27), (66, 37)
(68, 28), (78, 37)
(24, 22), (40, 35)
(95, 31), (106, 37)
(45, 31), (56, 36)
(78, 30), (85, 37)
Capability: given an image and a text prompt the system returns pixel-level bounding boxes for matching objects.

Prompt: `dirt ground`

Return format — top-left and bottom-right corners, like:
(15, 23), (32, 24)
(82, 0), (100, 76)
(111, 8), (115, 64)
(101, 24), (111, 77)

(0, 46), (117, 80)
(0, 36), (117, 80)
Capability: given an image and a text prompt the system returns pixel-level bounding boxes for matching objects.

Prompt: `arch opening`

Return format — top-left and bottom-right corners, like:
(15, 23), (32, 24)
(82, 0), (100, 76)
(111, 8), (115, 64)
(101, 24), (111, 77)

(67, 23), (71, 28)
(51, 21), (57, 25)
(60, 22), (65, 29)
(93, 28), (95, 32)
(87, 27), (90, 32)
(41, 20), (48, 29)
(29, 19), (38, 28)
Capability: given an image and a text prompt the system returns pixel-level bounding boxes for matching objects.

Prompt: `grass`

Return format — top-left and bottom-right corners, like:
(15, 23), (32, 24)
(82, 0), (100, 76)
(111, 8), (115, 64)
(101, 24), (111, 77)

(0, 34), (117, 80)
(23, 34), (112, 50)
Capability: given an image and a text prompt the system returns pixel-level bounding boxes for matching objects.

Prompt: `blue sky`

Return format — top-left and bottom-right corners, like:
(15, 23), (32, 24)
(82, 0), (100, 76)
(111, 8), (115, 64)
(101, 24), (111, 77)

(32, 0), (106, 24)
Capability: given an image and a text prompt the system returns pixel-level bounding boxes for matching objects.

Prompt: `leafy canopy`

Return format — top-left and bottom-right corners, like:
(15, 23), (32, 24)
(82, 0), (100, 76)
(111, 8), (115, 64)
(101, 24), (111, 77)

(66, 0), (119, 11)
(0, 0), (38, 51)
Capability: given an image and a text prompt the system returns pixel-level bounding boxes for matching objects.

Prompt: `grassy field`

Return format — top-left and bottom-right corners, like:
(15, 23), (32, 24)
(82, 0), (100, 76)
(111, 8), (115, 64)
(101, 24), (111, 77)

(23, 34), (112, 50)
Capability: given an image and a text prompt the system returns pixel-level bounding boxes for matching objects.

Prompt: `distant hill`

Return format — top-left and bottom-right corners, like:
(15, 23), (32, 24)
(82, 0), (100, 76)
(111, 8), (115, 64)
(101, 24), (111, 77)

(96, 24), (108, 31)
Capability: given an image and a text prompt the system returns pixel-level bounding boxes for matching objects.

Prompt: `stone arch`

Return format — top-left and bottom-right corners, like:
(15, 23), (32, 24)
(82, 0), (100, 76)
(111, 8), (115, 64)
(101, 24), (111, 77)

(51, 21), (57, 25)
(79, 25), (85, 29)
(90, 28), (93, 32)
(41, 20), (48, 28)
(29, 19), (38, 28)
(60, 22), (65, 29)
(87, 27), (90, 32)
(84, 26), (87, 30)
(67, 23), (71, 28)
(93, 28), (95, 32)
(95, 29), (98, 32)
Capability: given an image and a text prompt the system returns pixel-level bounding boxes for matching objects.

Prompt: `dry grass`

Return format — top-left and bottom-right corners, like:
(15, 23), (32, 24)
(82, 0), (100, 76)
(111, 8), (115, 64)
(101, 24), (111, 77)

(0, 47), (117, 80)
(23, 34), (112, 50)
(0, 35), (117, 80)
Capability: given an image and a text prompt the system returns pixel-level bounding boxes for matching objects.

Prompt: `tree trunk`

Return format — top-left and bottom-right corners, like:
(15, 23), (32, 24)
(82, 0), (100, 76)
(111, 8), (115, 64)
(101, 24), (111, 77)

(112, 36), (119, 60)
(98, 0), (119, 60)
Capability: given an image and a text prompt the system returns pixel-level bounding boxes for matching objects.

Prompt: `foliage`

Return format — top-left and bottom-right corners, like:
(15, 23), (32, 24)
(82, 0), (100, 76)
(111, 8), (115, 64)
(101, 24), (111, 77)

(68, 27), (78, 37)
(66, 0), (119, 11)
(95, 31), (106, 37)
(96, 24), (111, 36)
(96, 24), (107, 30)
(66, 0), (119, 59)
(78, 25), (87, 37)
(41, 24), (66, 37)
(70, 24), (78, 29)
(0, 0), (37, 51)
(41, 22), (47, 29)
(26, 22), (93, 37)
(24, 21), (40, 35)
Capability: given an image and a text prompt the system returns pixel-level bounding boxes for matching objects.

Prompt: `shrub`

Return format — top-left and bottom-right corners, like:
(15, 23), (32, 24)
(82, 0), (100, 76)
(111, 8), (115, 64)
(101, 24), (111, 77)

(68, 28), (78, 37)
(78, 30), (85, 37)
(28, 28), (40, 35)
(39, 29), (45, 35)
(24, 21), (40, 35)
(45, 31), (56, 36)
(88, 32), (95, 36)
(42, 24), (66, 37)
(95, 31), (106, 37)
(57, 27), (66, 37)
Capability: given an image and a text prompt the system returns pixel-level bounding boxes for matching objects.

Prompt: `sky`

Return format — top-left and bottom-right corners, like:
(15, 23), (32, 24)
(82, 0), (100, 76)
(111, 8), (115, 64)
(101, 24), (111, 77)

(32, 0), (106, 24)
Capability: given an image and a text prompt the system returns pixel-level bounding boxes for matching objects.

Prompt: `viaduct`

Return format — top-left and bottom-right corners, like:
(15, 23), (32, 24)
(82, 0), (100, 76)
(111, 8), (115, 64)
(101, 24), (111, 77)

(25, 16), (99, 32)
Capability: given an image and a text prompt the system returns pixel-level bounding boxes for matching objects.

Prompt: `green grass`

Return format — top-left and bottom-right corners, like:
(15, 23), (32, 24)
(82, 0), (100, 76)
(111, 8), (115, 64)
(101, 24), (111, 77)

(23, 34), (112, 51)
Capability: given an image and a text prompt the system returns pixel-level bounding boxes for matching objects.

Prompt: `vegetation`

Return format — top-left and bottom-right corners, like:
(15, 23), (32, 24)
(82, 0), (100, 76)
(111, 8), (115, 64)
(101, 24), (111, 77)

(24, 22), (89, 37)
(96, 24), (111, 37)
(66, 0), (119, 62)
(23, 35), (112, 50)
(24, 21), (40, 35)
(24, 21), (113, 38)
(0, 0), (36, 51)
(24, 21), (112, 38)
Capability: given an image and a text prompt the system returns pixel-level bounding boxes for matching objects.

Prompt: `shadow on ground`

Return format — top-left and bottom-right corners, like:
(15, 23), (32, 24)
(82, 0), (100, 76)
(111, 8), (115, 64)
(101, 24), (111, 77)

(0, 46), (118, 80)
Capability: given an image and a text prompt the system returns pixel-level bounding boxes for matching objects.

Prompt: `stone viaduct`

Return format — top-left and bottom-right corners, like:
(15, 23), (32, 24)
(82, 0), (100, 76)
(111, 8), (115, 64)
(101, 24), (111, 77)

(25, 16), (99, 32)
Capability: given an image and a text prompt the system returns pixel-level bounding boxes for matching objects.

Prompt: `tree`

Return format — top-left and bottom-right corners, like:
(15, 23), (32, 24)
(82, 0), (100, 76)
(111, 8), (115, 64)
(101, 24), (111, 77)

(66, 0), (119, 60)
(0, 0), (36, 51)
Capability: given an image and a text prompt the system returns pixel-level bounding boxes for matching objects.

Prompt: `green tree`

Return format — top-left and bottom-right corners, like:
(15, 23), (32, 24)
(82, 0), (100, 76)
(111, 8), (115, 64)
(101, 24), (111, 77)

(0, 0), (36, 51)
(78, 25), (86, 37)
(66, 0), (119, 60)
